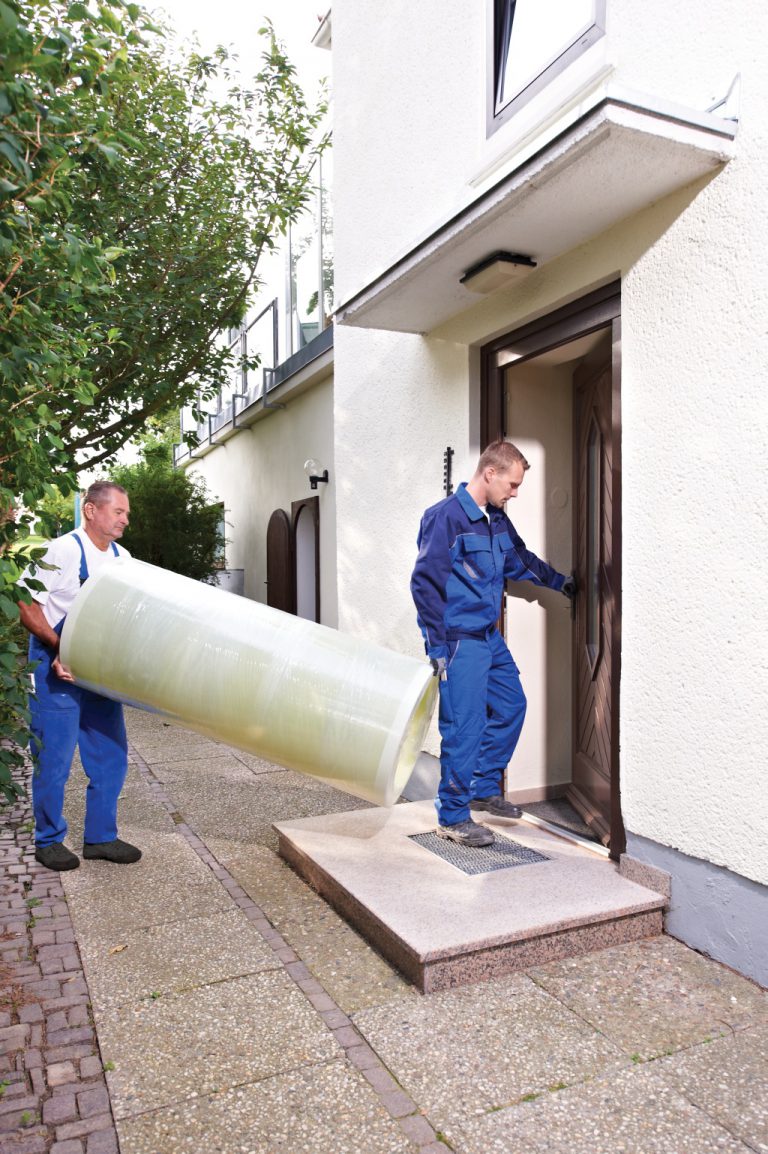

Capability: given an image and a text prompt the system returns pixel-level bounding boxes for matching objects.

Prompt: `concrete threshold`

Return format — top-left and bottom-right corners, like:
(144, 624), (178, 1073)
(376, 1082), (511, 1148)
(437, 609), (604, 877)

(274, 800), (667, 994)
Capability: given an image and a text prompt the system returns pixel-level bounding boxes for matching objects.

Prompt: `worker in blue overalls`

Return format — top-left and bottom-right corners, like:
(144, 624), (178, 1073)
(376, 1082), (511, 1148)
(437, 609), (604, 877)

(411, 441), (576, 847)
(18, 481), (141, 871)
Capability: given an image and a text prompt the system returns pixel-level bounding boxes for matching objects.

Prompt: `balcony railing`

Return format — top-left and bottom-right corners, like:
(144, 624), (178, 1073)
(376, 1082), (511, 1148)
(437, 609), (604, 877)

(173, 315), (333, 466)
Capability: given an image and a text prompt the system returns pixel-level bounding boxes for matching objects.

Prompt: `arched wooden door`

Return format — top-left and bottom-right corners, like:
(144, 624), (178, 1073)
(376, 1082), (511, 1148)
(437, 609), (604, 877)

(265, 509), (296, 614)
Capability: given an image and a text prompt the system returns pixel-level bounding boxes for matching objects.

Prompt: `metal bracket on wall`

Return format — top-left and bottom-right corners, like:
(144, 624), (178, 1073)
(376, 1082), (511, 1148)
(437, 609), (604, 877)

(261, 367), (287, 411)
(231, 393), (247, 429)
(443, 446), (454, 495)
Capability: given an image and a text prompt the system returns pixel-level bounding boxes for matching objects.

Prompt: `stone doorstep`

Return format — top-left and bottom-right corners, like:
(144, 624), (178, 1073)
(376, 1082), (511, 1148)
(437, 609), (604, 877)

(274, 800), (667, 995)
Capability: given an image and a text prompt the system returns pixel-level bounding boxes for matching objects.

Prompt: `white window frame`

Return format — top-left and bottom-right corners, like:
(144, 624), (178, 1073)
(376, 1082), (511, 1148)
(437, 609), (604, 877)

(488, 0), (607, 135)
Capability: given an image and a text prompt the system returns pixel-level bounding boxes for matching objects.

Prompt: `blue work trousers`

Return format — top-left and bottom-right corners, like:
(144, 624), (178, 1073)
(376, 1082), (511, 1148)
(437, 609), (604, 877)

(28, 632), (127, 847)
(437, 630), (527, 826)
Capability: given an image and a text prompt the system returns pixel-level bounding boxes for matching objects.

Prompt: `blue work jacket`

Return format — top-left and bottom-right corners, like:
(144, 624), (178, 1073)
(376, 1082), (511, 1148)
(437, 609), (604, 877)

(411, 482), (566, 660)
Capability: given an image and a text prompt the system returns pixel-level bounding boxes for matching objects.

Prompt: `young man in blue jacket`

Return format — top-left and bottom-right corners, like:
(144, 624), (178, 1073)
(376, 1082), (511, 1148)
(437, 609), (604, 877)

(411, 441), (575, 847)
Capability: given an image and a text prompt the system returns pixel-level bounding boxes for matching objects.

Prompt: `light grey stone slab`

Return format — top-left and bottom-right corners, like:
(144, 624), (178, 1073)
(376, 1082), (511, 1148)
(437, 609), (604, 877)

(282, 913), (418, 1015)
(62, 827), (233, 935)
(528, 935), (768, 1059)
(101, 971), (340, 1117)
(79, 909), (279, 1013)
(128, 733), (225, 765)
(166, 772), (370, 851)
(654, 1023), (768, 1151)
(112, 783), (180, 835)
(444, 1061), (754, 1154)
(146, 752), (263, 784)
(206, 837), (417, 1014)
(221, 748), (291, 776)
(124, 706), (169, 735)
(117, 1059), (413, 1154)
(352, 975), (623, 1130)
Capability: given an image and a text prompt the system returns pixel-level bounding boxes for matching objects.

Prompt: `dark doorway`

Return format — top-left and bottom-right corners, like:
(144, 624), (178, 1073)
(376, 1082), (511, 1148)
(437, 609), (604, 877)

(480, 282), (624, 857)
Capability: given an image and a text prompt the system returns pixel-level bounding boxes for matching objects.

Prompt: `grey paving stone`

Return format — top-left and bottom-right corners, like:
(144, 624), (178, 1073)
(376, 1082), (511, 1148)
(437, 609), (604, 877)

(77, 909), (279, 1012)
(528, 935), (768, 1059)
(128, 731), (230, 765)
(282, 914), (417, 1015)
(352, 975), (624, 1130)
(443, 1062), (755, 1154)
(654, 1022), (768, 1151)
(124, 708), (169, 737)
(166, 771), (369, 852)
(222, 748), (292, 776)
(116, 1059), (413, 1154)
(143, 753), (262, 785)
(206, 836), (416, 1014)
(98, 971), (340, 1117)
(106, 784), (178, 835)
(61, 828), (232, 936)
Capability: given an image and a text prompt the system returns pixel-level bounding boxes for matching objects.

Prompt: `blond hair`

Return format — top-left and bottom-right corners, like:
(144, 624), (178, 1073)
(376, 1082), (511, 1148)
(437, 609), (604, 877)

(476, 440), (529, 474)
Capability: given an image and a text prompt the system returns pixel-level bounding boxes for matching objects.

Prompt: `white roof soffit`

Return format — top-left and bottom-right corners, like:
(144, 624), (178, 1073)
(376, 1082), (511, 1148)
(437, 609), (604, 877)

(336, 95), (736, 335)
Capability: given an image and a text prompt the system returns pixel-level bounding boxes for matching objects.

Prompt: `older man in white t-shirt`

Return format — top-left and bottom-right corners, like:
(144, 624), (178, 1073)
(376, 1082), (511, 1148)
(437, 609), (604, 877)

(19, 481), (141, 872)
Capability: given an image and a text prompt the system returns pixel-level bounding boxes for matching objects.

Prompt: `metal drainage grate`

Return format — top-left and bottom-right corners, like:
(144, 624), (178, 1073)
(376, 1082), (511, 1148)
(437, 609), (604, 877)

(409, 830), (550, 876)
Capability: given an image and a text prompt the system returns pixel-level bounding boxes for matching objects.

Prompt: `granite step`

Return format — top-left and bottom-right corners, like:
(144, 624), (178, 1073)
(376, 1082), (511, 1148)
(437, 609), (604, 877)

(274, 800), (667, 993)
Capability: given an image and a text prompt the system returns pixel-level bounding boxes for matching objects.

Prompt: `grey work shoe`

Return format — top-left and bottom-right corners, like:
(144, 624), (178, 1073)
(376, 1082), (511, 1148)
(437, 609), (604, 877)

(436, 820), (495, 848)
(470, 795), (522, 819)
(35, 842), (80, 871)
(83, 839), (142, 864)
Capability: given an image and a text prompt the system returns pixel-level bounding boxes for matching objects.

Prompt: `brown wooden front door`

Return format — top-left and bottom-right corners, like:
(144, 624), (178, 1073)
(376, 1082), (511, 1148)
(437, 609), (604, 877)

(569, 358), (614, 845)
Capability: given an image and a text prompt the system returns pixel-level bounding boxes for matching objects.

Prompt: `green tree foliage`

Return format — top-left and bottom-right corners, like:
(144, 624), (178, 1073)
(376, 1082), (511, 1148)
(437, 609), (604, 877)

(58, 28), (326, 469)
(0, 0), (324, 800)
(110, 428), (226, 583)
(34, 485), (77, 538)
(0, 0), (147, 800)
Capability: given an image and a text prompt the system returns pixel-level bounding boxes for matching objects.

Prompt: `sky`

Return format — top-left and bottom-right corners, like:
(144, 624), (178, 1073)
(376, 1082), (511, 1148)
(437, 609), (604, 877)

(149, 0), (330, 98)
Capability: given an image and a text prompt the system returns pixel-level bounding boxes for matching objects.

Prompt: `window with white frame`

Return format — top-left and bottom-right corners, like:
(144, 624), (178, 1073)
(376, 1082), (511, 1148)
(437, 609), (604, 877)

(491, 0), (606, 130)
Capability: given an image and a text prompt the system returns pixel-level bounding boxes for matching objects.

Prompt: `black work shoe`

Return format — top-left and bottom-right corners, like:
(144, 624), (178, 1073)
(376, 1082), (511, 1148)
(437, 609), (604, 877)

(470, 795), (523, 819)
(83, 839), (142, 864)
(35, 842), (80, 871)
(436, 820), (495, 848)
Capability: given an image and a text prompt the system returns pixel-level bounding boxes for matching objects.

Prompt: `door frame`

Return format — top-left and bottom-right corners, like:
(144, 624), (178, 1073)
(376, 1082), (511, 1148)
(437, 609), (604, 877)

(480, 281), (625, 857)
(291, 496), (321, 623)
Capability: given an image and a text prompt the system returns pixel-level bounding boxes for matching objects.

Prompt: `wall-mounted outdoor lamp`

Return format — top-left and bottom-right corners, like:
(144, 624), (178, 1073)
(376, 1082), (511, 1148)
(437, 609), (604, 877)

(304, 458), (329, 490)
(460, 250), (537, 294)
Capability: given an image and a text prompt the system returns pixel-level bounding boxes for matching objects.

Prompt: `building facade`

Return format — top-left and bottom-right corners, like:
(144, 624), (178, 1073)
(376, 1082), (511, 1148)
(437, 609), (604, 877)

(187, 2), (768, 985)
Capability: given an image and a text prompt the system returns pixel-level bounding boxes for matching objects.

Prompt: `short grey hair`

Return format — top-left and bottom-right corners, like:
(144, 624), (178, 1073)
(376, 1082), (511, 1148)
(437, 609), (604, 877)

(83, 481), (128, 507)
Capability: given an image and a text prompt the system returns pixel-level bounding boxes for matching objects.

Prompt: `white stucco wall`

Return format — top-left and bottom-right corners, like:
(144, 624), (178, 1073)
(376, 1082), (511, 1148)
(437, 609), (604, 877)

(187, 374), (338, 627)
(332, 327), (470, 757)
(332, 1), (768, 882)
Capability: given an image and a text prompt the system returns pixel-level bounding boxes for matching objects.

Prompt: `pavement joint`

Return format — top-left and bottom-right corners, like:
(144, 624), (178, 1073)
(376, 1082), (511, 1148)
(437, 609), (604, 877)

(128, 740), (446, 1149)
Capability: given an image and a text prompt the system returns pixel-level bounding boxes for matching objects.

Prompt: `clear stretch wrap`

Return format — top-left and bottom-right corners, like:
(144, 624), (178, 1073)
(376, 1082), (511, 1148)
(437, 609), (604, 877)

(59, 559), (437, 806)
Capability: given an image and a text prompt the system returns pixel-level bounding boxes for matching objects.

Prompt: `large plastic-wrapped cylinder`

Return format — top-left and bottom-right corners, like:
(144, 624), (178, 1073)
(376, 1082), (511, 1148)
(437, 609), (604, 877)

(59, 559), (436, 806)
